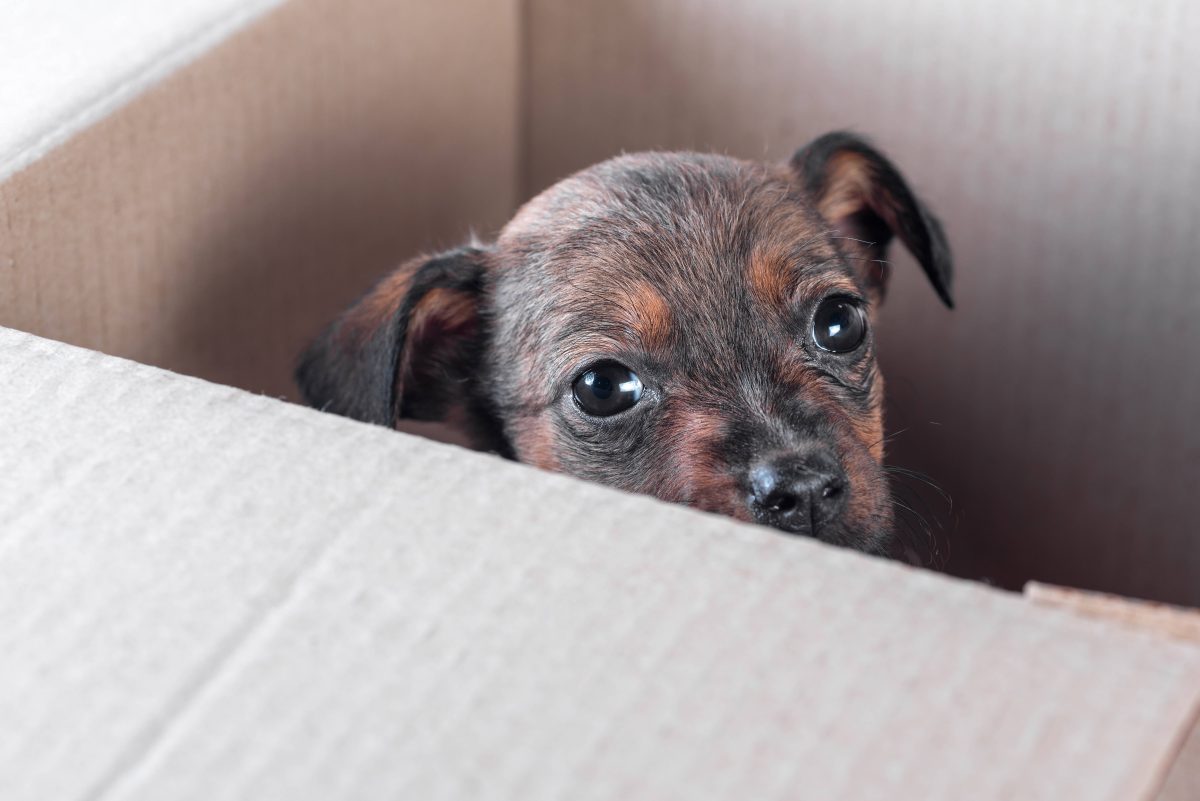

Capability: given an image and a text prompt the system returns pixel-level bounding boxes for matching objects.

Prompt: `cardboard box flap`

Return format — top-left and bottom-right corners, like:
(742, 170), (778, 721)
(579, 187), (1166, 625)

(0, 0), (285, 181)
(1159, 718), (1200, 801)
(2, 326), (1198, 801)
(1027, 582), (1200, 646)
(0, 0), (519, 402)
(1025, 582), (1200, 800)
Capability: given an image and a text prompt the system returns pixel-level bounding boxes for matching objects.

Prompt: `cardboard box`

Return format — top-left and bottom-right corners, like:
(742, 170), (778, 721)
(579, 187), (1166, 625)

(1, 2), (1198, 799)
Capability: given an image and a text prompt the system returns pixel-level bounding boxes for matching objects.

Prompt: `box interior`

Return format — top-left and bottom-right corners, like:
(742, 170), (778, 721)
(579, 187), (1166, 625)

(1, 0), (1197, 606)
(2, 3), (1199, 798)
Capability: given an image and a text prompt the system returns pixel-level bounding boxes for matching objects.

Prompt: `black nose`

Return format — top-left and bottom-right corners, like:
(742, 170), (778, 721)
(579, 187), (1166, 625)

(748, 452), (848, 536)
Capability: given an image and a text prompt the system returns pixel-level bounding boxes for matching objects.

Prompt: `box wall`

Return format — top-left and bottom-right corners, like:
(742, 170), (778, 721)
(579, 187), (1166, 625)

(0, 4), (1198, 794)
(522, 0), (1200, 605)
(0, 0), (520, 400)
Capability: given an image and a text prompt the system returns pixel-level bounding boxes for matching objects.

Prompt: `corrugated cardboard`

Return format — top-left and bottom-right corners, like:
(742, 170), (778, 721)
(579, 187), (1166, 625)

(2, 327), (1198, 800)
(0, 0), (519, 401)
(1025, 583), (1200, 801)
(0, 0), (285, 181)
(1027, 582), (1200, 645)
(1, 2), (1199, 798)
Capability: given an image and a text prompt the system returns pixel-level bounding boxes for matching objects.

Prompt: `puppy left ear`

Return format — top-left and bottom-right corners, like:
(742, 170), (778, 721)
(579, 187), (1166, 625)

(296, 246), (500, 445)
(791, 132), (954, 308)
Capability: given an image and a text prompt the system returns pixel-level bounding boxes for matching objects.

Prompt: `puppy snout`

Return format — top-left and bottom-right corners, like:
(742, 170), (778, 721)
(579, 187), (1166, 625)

(749, 452), (847, 536)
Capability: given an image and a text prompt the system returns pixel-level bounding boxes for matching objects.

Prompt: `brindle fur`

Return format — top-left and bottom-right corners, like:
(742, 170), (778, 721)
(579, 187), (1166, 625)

(296, 132), (953, 556)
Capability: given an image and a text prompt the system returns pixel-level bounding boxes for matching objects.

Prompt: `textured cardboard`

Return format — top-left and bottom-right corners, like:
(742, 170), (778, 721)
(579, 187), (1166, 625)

(2, 327), (1198, 801)
(1, 2), (1199, 798)
(1027, 582), (1200, 645)
(0, 0), (519, 401)
(1025, 583), (1200, 801)
(0, 0), (285, 182)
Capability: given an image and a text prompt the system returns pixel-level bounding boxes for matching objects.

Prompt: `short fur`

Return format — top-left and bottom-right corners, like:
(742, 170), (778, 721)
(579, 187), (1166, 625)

(297, 132), (953, 555)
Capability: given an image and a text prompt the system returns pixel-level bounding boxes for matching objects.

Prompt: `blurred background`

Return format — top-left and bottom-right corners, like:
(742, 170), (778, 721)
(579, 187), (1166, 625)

(2, 0), (1197, 603)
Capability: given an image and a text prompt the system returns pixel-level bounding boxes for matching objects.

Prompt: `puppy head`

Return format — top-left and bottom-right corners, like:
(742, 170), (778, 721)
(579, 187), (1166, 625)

(297, 132), (952, 554)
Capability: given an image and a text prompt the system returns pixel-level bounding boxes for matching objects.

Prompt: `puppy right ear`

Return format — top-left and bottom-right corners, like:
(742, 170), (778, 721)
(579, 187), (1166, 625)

(791, 132), (954, 308)
(296, 246), (490, 430)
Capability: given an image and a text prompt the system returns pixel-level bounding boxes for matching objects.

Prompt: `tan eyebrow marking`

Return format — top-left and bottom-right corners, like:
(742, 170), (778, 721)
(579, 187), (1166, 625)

(627, 280), (672, 350)
(747, 245), (793, 306)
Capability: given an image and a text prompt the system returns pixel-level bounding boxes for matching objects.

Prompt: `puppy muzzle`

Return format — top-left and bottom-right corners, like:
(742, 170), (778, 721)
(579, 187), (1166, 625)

(747, 450), (848, 537)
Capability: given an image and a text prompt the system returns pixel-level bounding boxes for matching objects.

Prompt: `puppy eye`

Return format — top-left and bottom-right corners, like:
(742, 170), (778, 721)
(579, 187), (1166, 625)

(812, 297), (868, 353)
(572, 362), (643, 416)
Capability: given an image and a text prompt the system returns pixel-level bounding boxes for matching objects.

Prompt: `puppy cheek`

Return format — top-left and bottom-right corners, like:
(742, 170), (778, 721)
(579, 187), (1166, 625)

(509, 416), (561, 471)
(820, 367), (885, 466)
(862, 373), (886, 463)
(843, 452), (893, 533)
(836, 381), (887, 520)
(852, 415), (891, 534)
(829, 408), (893, 535)
(852, 411), (886, 465)
(667, 468), (749, 520)
(657, 411), (747, 519)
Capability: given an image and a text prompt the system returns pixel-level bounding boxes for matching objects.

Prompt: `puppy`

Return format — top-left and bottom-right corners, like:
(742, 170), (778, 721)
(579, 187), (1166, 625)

(297, 132), (952, 555)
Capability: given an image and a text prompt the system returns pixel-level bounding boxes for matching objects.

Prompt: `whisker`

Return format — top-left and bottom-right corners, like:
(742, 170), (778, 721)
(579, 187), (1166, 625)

(888, 492), (938, 568)
(827, 235), (879, 248)
(867, 426), (911, 452)
(884, 465), (954, 509)
(840, 253), (891, 268)
(884, 457), (954, 570)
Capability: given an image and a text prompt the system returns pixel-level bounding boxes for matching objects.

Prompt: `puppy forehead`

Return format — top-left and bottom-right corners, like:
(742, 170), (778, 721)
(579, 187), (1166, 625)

(489, 152), (868, 404)
(497, 152), (854, 310)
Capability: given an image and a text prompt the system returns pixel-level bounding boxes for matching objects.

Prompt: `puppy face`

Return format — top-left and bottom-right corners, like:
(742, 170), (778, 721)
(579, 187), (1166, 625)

(298, 133), (952, 555)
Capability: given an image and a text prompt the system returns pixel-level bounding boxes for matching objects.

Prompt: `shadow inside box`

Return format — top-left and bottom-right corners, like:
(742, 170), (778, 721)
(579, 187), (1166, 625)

(164, 130), (501, 411)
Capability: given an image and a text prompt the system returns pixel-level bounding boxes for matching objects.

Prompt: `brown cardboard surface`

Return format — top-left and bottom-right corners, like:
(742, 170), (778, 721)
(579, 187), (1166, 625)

(0, 0), (286, 181)
(1025, 582), (1200, 797)
(0, 0), (520, 401)
(1, 6), (1198, 795)
(1027, 582), (1200, 644)
(522, 0), (1200, 605)
(2, 325), (1199, 801)
(1159, 719), (1200, 801)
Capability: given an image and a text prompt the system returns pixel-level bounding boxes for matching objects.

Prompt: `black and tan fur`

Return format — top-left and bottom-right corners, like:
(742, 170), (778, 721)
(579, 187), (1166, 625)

(297, 132), (953, 555)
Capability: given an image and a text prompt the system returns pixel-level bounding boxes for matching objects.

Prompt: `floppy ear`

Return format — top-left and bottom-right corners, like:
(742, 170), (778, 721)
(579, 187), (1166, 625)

(791, 132), (953, 308)
(296, 246), (499, 440)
